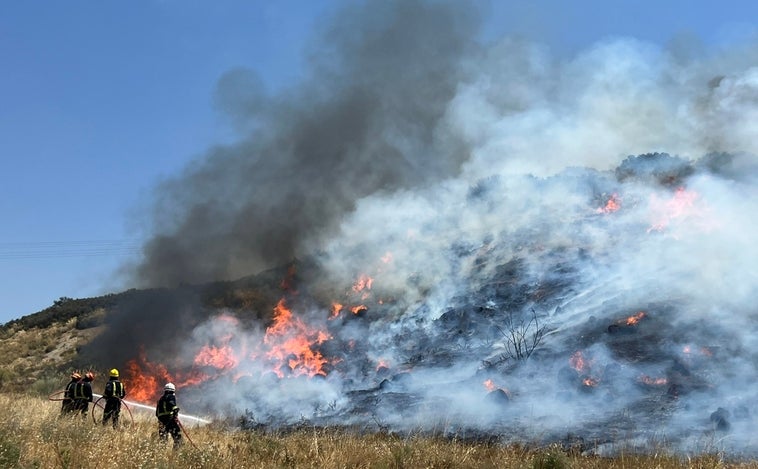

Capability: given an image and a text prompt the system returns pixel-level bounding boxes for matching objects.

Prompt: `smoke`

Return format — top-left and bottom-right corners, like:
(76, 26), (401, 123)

(106, 0), (758, 455)
(129, 0), (479, 287)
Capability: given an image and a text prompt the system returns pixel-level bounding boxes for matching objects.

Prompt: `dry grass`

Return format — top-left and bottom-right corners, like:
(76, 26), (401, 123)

(0, 318), (102, 393)
(1, 393), (757, 468)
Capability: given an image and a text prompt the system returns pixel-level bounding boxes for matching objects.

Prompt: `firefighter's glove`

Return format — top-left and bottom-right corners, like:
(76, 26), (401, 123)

(173, 408), (180, 416)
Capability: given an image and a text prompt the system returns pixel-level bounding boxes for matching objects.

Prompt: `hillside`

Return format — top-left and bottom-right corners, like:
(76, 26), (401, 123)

(0, 150), (754, 459)
(0, 315), (100, 393)
(0, 295), (114, 393)
(0, 261), (298, 395)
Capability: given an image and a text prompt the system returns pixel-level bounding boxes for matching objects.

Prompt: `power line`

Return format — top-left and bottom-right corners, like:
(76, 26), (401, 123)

(0, 239), (144, 260)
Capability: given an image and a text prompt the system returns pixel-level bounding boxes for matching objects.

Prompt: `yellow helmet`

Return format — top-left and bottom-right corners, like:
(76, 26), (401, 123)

(109, 368), (119, 378)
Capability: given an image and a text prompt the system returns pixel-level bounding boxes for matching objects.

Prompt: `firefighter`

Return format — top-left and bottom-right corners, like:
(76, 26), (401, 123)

(73, 371), (94, 418)
(60, 371), (81, 415)
(155, 382), (182, 448)
(102, 368), (126, 428)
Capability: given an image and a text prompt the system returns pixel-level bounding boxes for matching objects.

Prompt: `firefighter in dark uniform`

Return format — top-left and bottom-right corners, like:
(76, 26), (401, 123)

(102, 368), (126, 428)
(156, 382), (182, 448)
(73, 371), (94, 418)
(60, 371), (81, 415)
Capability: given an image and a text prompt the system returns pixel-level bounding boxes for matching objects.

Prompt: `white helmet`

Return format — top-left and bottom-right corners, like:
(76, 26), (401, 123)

(164, 382), (175, 392)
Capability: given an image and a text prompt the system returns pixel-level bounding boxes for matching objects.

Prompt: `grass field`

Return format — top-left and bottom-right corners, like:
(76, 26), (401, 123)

(1, 392), (757, 468)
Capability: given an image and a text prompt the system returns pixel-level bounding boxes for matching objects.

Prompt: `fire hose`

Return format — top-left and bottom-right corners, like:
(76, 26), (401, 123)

(49, 390), (211, 426)
(91, 395), (201, 449)
(50, 390), (204, 449)
(47, 390), (66, 401)
(91, 395), (135, 426)
(174, 416), (198, 449)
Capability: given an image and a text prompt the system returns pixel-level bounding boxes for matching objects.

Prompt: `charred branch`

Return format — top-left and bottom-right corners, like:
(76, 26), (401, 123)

(496, 308), (547, 361)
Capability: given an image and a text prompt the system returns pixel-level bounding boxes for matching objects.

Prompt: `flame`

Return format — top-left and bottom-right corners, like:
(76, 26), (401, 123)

(263, 298), (333, 377)
(193, 344), (238, 369)
(125, 357), (165, 403)
(352, 274), (373, 300)
(582, 377), (599, 387)
(683, 344), (713, 357)
(125, 295), (339, 401)
(596, 193), (621, 213)
(124, 348), (209, 403)
(352, 274), (373, 293)
(332, 271), (382, 318)
(626, 311), (646, 325)
(121, 270), (382, 397)
(329, 302), (343, 319)
(648, 186), (707, 233)
(376, 359), (390, 372)
(483, 379), (496, 392)
(569, 350), (588, 372)
(192, 314), (241, 370)
(570, 351), (600, 387)
(483, 378), (511, 396)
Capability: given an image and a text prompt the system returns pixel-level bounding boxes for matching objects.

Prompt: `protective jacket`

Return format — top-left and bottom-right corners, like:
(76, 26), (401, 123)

(73, 380), (93, 402)
(156, 391), (182, 447)
(61, 378), (79, 413)
(156, 391), (179, 420)
(104, 378), (126, 399)
(102, 377), (126, 427)
(72, 378), (93, 415)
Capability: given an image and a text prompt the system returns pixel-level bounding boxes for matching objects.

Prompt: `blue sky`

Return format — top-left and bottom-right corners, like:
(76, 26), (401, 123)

(1, 0), (755, 324)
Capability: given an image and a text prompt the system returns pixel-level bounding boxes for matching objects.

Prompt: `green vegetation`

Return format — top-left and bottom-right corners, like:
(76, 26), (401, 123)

(1, 294), (119, 332)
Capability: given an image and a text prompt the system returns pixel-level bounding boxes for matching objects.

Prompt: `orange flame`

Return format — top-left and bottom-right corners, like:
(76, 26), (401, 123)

(351, 274), (373, 300)
(125, 357), (165, 403)
(626, 311), (646, 325)
(596, 193), (621, 214)
(124, 348), (209, 403)
(352, 274), (373, 293)
(483, 378), (511, 396)
(648, 187), (702, 232)
(329, 302), (343, 319)
(570, 351), (600, 386)
(121, 268), (390, 397)
(193, 344), (238, 369)
(331, 272), (381, 319)
(569, 350), (588, 372)
(263, 298), (333, 377)
(483, 379), (496, 392)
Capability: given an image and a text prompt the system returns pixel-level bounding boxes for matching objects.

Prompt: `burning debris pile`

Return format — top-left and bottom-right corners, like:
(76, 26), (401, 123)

(85, 151), (757, 455)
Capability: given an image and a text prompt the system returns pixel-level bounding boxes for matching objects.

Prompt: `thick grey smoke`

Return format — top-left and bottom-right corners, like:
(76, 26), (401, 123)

(112, 0), (758, 456)
(130, 0), (479, 287)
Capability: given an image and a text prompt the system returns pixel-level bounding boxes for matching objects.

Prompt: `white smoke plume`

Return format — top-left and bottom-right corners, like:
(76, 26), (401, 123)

(103, 0), (758, 456)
